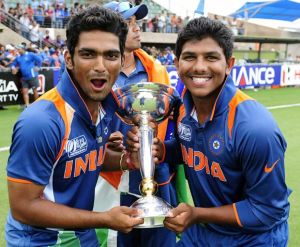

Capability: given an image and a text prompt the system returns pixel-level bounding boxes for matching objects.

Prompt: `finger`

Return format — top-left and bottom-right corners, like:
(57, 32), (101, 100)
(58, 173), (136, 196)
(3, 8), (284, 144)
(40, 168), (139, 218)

(168, 207), (181, 217)
(153, 137), (160, 144)
(109, 131), (123, 140)
(163, 220), (181, 234)
(131, 217), (144, 226)
(107, 144), (125, 152)
(120, 206), (142, 216)
(127, 128), (140, 141)
(132, 114), (142, 125)
(109, 137), (123, 143)
(126, 140), (140, 152)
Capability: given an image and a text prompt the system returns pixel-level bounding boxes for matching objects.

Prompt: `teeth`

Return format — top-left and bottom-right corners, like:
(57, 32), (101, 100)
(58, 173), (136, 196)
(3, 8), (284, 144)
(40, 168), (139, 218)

(192, 77), (209, 83)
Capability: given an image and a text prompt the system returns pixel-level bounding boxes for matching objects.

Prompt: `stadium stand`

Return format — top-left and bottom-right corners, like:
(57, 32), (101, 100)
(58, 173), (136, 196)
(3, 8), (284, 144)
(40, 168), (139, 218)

(1, 0), (300, 61)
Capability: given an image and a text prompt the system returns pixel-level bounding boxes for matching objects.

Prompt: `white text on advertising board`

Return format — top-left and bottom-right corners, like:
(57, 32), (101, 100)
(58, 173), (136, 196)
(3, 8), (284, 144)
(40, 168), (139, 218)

(0, 79), (19, 103)
(231, 66), (275, 87)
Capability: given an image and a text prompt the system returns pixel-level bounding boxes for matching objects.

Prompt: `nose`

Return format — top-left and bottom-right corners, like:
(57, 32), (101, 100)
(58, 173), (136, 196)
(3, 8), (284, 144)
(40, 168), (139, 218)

(93, 56), (105, 73)
(132, 23), (141, 32)
(193, 57), (207, 73)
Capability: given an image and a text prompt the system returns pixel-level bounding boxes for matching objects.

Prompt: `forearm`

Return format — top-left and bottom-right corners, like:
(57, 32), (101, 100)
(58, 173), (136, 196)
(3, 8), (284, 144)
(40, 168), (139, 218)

(194, 204), (239, 226)
(11, 197), (112, 229)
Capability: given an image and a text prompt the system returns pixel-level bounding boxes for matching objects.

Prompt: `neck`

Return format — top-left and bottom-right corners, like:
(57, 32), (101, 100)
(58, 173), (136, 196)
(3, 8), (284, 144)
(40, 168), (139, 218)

(191, 89), (221, 124)
(122, 51), (136, 74)
(70, 72), (100, 124)
(86, 101), (100, 124)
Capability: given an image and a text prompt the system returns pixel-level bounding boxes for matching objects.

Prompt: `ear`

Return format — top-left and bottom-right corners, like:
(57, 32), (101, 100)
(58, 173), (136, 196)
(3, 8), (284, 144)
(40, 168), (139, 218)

(64, 50), (73, 70)
(225, 57), (235, 75)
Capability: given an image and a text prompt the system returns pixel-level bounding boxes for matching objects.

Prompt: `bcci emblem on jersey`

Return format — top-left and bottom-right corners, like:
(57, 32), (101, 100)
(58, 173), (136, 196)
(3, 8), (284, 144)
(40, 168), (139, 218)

(66, 135), (88, 158)
(209, 134), (224, 155)
(178, 122), (192, 141)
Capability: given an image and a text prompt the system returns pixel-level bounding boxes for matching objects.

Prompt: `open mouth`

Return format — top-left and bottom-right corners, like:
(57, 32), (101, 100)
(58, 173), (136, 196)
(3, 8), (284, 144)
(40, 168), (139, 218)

(91, 79), (106, 89)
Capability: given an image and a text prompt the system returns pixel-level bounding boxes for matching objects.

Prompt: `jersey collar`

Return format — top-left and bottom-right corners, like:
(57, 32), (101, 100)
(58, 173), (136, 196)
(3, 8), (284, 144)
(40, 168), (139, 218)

(56, 69), (118, 126)
(183, 75), (237, 123)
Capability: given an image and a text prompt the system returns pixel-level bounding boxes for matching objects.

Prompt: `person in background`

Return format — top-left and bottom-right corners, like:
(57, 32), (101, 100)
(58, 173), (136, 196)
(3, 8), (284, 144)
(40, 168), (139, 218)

(128, 17), (291, 246)
(6, 6), (143, 246)
(94, 1), (186, 246)
(10, 44), (42, 107)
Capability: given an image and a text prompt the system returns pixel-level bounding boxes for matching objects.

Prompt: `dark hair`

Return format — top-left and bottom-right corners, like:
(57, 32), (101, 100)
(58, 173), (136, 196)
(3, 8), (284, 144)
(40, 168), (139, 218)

(66, 5), (128, 58)
(175, 17), (234, 61)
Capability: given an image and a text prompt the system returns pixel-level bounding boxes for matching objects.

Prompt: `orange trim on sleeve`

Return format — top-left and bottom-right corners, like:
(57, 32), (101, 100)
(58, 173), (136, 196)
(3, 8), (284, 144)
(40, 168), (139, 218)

(232, 203), (243, 227)
(158, 141), (166, 163)
(7, 176), (33, 184)
(227, 90), (254, 138)
(158, 172), (175, 186)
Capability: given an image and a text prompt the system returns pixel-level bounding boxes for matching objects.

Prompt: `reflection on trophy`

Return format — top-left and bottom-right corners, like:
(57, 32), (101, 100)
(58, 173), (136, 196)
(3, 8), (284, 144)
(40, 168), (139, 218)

(114, 82), (180, 228)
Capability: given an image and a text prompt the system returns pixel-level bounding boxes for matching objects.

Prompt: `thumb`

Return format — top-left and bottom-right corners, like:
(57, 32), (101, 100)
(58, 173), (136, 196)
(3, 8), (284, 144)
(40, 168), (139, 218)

(168, 207), (181, 218)
(120, 206), (143, 217)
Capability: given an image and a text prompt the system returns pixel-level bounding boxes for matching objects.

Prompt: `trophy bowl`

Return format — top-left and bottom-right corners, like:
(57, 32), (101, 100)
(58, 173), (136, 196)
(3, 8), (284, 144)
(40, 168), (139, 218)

(113, 82), (181, 228)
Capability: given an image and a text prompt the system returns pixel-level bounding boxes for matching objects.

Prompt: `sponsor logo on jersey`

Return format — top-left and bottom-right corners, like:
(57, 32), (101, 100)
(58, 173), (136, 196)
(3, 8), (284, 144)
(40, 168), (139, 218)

(178, 122), (192, 141)
(66, 135), (88, 158)
(209, 134), (224, 155)
(264, 159), (280, 173)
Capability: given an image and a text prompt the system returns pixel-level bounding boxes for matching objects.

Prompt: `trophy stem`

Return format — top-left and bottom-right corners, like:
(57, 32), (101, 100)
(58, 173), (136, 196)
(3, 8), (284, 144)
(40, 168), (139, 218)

(138, 113), (155, 181)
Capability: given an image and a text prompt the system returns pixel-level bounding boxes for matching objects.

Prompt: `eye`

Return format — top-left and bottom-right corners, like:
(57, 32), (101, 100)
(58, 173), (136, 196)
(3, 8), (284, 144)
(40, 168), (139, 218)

(182, 55), (195, 61)
(105, 52), (120, 61)
(79, 51), (94, 59)
(207, 56), (218, 61)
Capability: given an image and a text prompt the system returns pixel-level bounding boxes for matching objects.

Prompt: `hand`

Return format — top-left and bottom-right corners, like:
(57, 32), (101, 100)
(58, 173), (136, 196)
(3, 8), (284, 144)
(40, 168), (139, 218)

(126, 124), (163, 164)
(126, 125), (140, 153)
(152, 137), (164, 164)
(164, 203), (197, 234)
(107, 131), (125, 152)
(106, 206), (144, 233)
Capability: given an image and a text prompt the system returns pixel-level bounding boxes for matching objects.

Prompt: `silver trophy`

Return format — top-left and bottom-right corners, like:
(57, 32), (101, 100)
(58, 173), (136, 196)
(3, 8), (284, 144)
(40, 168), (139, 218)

(114, 82), (180, 228)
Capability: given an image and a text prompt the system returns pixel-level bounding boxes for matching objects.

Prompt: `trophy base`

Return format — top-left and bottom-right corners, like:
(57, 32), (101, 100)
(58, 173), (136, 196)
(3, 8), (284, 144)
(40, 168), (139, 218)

(131, 195), (172, 228)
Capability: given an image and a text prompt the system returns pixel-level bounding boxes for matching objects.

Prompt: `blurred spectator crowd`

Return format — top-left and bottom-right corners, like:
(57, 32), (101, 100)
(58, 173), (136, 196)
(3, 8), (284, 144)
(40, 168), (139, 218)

(0, 0), (248, 71)
(0, 1), (245, 35)
(0, 42), (65, 71)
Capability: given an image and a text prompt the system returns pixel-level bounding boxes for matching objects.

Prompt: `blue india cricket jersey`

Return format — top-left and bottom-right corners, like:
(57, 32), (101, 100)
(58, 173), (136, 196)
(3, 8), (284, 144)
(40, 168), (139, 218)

(6, 70), (118, 246)
(164, 75), (291, 235)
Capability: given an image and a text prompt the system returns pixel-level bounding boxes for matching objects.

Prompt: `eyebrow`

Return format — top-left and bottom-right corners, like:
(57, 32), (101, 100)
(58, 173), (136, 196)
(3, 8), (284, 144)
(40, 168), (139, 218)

(78, 48), (121, 55)
(181, 51), (221, 56)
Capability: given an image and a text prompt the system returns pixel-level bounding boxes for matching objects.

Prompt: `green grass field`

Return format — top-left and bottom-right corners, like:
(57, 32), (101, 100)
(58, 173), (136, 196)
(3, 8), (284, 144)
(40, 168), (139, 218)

(0, 87), (300, 245)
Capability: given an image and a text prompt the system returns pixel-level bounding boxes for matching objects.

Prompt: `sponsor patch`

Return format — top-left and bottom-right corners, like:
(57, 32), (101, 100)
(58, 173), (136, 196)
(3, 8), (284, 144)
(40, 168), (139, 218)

(208, 134), (224, 155)
(178, 122), (192, 141)
(66, 135), (88, 158)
